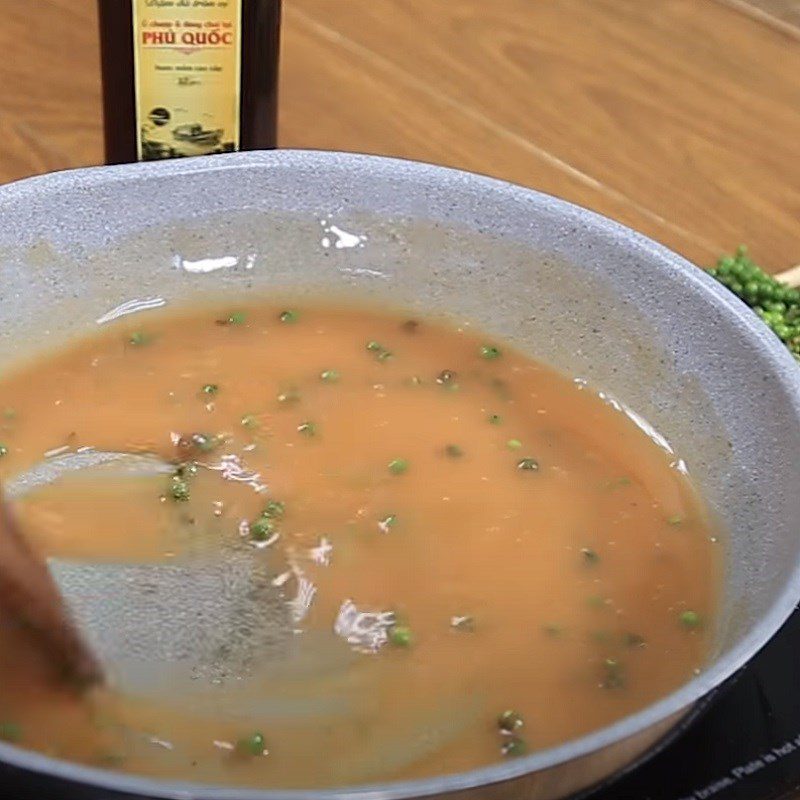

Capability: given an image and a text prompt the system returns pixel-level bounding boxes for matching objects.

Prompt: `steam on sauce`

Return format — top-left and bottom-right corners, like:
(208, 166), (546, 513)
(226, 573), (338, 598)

(0, 302), (720, 788)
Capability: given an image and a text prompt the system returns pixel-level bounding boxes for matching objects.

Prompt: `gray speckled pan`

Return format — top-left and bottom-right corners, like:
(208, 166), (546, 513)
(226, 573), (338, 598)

(0, 151), (798, 800)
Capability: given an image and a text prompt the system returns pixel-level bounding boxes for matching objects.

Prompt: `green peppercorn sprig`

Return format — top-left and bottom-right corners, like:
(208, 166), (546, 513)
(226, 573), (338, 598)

(709, 246), (800, 363)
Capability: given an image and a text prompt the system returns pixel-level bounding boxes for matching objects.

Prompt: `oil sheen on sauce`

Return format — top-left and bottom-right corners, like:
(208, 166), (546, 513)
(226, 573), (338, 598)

(0, 302), (720, 788)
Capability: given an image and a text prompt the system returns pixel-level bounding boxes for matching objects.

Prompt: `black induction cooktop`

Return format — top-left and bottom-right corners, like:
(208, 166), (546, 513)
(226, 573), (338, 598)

(578, 605), (800, 800)
(1, 609), (799, 800)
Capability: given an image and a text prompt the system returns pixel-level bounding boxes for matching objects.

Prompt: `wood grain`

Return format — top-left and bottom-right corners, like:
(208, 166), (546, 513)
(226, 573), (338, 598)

(725, 0), (800, 30)
(291, 0), (800, 271)
(0, 0), (102, 171)
(280, 5), (721, 264)
(0, 0), (796, 272)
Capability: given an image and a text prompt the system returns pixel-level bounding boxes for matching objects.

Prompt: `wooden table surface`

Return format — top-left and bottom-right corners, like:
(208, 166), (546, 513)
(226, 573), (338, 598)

(0, 0), (797, 274)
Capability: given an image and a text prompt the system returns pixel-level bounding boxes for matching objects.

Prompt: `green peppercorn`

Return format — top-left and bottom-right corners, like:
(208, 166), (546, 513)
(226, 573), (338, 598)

(497, 710), (524, 732)
(488, 414), (503, 425)
(580, 547), (600, 565)
(297, 421), (316, 437)
(501, 737), (527, 757)
(191, 433), (220, 453)
(517, 457), (539, 471)
(201, 383), (219, 396)
(320, 369), (340, 383)
(236, 731), (266, 756)
(445, 444), (464, 458)
(263, 500), (285, 519)
(170, 477), (191, 502)
(0, 444), (7, 457)
(279, 310), (299, 323)
(378, 514), (397, 532)
(389, 625), (412, 647)
(480, 345), (502, 360)
(250, 517), (277, 542)
(709, 247), (800, 362)
(366, 341), (392, 361)
(388, 458), (409, 475)
(175, 462), (198, 479)
(679, 610), (701, 629)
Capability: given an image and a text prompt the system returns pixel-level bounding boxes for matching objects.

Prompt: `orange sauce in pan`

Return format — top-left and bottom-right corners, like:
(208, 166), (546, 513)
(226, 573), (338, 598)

(0, 302), (720, 787)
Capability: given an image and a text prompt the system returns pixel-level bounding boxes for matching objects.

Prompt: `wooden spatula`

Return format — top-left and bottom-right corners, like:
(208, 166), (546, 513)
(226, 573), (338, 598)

(5, 451), (292, 703)
(0, 490), (102, 689)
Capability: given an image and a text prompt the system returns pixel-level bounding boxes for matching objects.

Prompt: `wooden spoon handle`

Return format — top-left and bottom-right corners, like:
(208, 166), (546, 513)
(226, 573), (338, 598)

(0, 494), (102, 688)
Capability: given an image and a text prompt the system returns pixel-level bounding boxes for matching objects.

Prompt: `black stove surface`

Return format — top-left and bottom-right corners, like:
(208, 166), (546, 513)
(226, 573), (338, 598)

(1, 610), (799, 799)
(579, 606), (800, 800)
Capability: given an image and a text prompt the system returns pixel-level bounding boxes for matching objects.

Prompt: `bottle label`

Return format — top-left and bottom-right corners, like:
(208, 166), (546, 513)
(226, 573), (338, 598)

(131, 0), (242, 161)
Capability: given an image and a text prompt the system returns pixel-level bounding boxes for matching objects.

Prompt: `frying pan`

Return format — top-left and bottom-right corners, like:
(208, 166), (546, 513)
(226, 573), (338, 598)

(0, 150), (798, 800)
